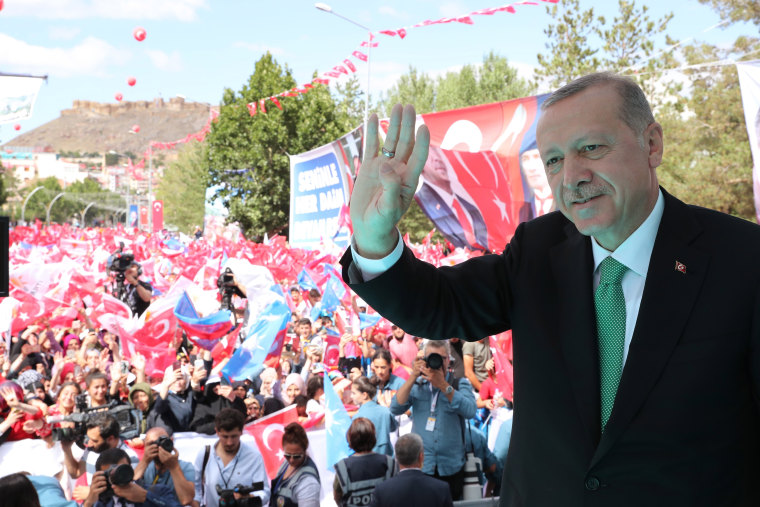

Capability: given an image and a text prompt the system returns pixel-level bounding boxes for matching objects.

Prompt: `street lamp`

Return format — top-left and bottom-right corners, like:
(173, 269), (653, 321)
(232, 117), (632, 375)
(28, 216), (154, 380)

(315, 3), (372, 153)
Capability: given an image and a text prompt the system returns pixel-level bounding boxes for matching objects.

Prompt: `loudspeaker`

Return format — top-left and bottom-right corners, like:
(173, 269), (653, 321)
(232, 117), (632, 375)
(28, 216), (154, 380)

(0, 216), (8, 297)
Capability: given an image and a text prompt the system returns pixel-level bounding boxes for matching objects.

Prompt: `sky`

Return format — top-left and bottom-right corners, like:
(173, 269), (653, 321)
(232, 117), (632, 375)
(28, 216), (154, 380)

(0, 0), (757, 146)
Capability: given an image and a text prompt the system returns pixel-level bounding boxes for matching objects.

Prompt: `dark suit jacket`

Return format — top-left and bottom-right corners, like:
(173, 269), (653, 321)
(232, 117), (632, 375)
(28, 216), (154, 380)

(369, 469), (453, 507)
(342, 189), (760, 507)
(416, 182), (489, 250)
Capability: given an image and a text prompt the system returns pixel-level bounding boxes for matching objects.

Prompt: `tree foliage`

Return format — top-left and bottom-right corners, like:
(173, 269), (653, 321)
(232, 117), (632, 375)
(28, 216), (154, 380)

(206, 53), (358, 239)
(156, 141), (208, 234)
(698, 0), (760, 26)
(658, 37), (759, 220)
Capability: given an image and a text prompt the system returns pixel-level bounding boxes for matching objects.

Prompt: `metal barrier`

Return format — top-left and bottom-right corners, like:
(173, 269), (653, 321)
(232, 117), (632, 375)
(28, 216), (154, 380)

(454, 497), (500, 507)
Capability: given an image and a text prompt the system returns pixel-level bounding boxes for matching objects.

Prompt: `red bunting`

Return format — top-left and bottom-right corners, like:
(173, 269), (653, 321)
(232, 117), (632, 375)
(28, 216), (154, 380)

(325, 71), (341, 78)
(333, 65), (349, 75)
(360, 41), (379, 47)
(352, 51), (368, 62)
(343, 59), (357, 72)
(247, 102), (257, 116)
(259, 98), (266, 114)
(270, 97), (282, 110)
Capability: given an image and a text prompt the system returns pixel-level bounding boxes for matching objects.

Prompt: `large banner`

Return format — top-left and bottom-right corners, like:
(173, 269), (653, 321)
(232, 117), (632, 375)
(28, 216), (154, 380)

(288, 139), (353, 250)
(289, 95), (550, 253)
(0, 74), (45, 124)
(737, 61), (760, 224)
(415, 94), (550, 252)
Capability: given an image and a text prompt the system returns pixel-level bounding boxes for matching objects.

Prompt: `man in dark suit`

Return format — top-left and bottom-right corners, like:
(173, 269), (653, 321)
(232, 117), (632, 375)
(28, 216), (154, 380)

(415, 145), (489, 250)
(370, 433), (453, 507)
(341, 72), (760, 506)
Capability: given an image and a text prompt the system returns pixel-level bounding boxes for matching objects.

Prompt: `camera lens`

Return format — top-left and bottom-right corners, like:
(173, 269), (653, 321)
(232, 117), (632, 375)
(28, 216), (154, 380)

(425, 353), (444, 370)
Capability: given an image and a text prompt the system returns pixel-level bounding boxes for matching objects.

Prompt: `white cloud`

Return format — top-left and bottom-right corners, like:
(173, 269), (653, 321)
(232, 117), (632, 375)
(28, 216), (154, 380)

(48, 26), (82, 41)
(438, 1), (468, 18)
(1, 0), (207, 21)
(378, 5), (407, 20)
(145, 49), (183, 72)
(232, 42), (287, 57)
(0, 34), (130, 78)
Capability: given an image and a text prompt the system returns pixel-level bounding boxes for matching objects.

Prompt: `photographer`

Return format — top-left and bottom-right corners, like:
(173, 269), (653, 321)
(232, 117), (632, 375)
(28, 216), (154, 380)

(194, 408), (269, 507)
(62, 412), (139, 500)
(84, 448), (181, 507)
(125, 262), (153, 317)
(390, 341), (476, 501)
(133, 427), (195, 506)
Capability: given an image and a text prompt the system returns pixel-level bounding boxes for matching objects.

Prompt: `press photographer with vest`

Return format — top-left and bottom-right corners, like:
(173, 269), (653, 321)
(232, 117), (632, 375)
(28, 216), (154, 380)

(333, 417), (395, 507)
(269, 423), (320, 507)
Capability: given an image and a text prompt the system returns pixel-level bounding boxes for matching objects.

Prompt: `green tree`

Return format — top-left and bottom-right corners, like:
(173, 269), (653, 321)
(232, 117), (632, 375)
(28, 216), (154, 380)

(206, 53), (355, 239)
(658, 37), (759, 220)
(380, 67), (436, 115)
(334, 74), (366, 128)
(698, 0), (760, 26)
(156, 141), (208, 234)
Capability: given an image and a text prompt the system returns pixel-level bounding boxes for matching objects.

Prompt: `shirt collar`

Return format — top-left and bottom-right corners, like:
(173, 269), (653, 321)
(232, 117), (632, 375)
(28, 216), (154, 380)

(591, 189), (664, 276)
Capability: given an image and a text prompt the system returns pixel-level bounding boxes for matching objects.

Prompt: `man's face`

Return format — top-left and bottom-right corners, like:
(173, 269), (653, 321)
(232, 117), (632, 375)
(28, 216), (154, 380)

(216, 427), (242, 454)
(290, 290), (302, 303)
(520, 148), (551, 194)
(297, 323), (311, 337)
(537, 83), (662, 251)
(86, 427), (111, 453)
(423, 147), (452, 192)
(126, 264), (139, 278)
(391, 326), (405, 340)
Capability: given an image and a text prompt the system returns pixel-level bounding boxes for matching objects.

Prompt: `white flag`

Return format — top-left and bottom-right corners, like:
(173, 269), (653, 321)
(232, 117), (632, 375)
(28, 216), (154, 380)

(737, 60), (760, 223)
(0, 74), (45, 124)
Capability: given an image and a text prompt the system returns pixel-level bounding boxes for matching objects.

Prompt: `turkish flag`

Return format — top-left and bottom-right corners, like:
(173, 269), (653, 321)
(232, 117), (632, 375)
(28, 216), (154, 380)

(121, 329), (176, 377)
(491, 336), (514, 402)
(244, 405), (299, 478)
(9, 287), (46, 333)
(140, 207), (149, 227)
(135, 300), (177, 347)
(152, 201), (164, 232)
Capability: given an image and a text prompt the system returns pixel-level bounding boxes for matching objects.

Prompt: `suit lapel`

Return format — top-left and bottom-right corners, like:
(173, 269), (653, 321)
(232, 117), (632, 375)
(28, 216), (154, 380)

(551, 222), (601, 448)
(590, 191), (708, 468)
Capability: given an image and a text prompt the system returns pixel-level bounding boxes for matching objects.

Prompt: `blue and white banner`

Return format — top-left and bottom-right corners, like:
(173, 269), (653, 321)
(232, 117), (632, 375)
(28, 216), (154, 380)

(0, 75), (44, 124)
(737, 60), (760, 224)
(289, 143), (350, 250)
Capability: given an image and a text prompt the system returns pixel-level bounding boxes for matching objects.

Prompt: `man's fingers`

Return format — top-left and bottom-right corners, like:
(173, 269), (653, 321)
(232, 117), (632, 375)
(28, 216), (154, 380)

(393, 105), (419, 163)
(364, 112), (381, 165)
(405, 124), (430, 189)
(382, 104), (404, 156)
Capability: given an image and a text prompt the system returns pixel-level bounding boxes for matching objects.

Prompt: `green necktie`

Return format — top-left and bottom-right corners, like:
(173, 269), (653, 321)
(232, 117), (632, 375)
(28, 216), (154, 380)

(595, 256), (628, 431)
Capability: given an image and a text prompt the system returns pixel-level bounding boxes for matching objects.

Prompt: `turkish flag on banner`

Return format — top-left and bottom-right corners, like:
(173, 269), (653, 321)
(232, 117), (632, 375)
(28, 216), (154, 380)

(244, 405), (299, 478)
(152, 201), (164, 232)
(140, 207), (149, 227)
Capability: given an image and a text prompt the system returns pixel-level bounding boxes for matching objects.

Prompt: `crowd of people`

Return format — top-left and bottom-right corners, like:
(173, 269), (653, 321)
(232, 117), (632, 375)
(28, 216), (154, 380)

(0, 255), (513, 507)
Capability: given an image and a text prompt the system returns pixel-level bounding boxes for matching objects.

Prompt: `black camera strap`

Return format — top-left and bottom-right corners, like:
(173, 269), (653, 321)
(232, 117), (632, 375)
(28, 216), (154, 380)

(200, 444), (210, 502)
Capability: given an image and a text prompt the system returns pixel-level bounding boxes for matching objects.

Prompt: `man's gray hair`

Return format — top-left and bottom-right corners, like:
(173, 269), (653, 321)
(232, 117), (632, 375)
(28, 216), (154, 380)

(424, 339), (450, 358)
(542, 72), (655, 138)
(395, 433), (424, 467)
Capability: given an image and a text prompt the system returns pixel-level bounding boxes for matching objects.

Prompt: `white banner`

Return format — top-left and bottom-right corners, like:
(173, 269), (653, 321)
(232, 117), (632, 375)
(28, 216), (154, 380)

(0, 74), (45, 124)
(737, 60), (760, 224)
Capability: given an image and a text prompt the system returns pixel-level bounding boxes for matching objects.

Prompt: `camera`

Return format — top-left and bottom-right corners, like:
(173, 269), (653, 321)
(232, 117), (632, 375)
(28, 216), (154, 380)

(462, 452), (483, 500)
(156, 435), (174, 453)
(107, 242), (136, 303)
(99, 463), (134, 503)
(48, 401), (141, 448)
(216, 482), (264, 507)
(218, 267), (244, 313)
(424, 352), (444, 370)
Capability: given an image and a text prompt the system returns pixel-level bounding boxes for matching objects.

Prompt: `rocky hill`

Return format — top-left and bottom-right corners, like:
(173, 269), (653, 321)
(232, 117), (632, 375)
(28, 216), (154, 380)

(2, 97), (216, 155)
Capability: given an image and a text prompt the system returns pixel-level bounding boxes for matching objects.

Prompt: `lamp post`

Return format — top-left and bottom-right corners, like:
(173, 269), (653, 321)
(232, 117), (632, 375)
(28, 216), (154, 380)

(315, 3), (372, 153)
(109, 150), (131, 225)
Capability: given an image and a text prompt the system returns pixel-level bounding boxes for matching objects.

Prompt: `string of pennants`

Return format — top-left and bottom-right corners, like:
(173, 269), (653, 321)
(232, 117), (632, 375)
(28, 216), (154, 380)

(246, 0), (559, 116)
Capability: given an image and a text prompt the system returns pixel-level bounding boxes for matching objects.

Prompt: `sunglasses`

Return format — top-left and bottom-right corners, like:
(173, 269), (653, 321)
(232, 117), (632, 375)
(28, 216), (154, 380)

(283, 453), (304, 460)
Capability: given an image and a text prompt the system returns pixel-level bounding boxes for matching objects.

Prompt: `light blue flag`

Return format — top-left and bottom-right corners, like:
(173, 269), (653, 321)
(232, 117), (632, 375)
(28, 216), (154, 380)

(324, 374), (353, 470)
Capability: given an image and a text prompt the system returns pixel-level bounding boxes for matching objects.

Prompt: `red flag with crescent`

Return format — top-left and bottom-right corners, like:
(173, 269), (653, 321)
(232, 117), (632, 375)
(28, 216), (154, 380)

(244, 405), (299, 478)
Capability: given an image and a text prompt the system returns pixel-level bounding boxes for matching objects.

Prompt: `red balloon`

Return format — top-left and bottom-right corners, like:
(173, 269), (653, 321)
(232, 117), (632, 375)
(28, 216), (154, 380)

(131, 124), (140, 133)
(133, 27), (146, 42)
(13, 124), (20, 131)
(0, 1), (4, 12)
(127, 77), (136, 87)
(115, 92), (123, 102)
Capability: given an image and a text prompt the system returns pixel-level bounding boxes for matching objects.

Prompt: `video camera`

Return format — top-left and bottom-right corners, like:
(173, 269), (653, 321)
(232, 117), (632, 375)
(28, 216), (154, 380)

(107, 242), (136, 302)
(48, 398), (141, 448)
(98, 463), (134, 503)
(216, 482), (264, 507)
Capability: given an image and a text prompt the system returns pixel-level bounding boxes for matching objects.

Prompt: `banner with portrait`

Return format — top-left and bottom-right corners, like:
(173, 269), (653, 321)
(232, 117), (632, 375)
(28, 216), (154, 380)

(737, 60), (760, 224)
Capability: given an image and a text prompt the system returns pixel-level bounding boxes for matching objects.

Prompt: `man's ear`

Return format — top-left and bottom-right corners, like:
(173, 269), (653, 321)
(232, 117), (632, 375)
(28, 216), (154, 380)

(645, 122), (664, 170)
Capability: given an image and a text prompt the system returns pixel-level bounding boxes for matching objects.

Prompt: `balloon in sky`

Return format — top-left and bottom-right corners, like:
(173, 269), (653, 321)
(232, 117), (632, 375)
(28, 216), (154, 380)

(133, 27), (146, 42)
(131, 124), (140, 133)
(0, 1), (4, 12)
(127, 76), (136, 86)
(14, 124), (20, 131)
(115, 92), (123, 101)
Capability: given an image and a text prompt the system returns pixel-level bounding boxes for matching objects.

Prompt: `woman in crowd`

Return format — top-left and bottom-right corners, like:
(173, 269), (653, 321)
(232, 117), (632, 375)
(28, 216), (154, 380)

(0, 472), (42, 507)
(270, 422), (321, 507)
(304, 375), (324, 417)
(333, 418), (396, 507)
(244, 395), (262, 422)
(47, 381), (81, 431)
(0, 381), (44, 443)
(153, 365), (197, 433)
(281, 373), (305, 407)
(350, 376), (397, 456)
(369, 349), (404, 407)
(84, 371), (110, 408)
(258, 367), (278, 398)
(128, 382), (165, 438)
